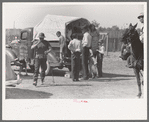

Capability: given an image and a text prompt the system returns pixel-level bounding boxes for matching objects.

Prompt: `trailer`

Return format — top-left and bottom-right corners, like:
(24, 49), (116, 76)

(6, 14), (90, 75)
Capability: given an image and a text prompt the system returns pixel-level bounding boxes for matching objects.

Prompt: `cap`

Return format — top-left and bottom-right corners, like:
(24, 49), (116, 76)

(38, 32), (45, 38)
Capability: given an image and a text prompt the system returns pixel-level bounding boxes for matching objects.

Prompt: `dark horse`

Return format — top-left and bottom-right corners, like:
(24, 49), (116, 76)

(121, 23), (144, 98)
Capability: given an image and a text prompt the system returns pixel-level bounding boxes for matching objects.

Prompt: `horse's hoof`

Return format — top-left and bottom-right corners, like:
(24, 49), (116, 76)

(142, 81), (144, 85)
(137, 93), (142, 98)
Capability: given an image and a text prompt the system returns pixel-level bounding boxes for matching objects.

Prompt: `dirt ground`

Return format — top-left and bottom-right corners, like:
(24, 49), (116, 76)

(6, 52), (144, 99)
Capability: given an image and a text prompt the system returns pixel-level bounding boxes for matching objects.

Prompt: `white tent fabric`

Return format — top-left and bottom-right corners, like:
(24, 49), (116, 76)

(33, 14), (80, 41)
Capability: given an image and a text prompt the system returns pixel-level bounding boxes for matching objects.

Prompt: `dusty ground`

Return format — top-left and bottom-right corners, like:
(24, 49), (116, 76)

(6, 52), (144, 99)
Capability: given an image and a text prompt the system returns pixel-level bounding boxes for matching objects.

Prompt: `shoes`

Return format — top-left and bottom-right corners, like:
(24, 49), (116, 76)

(33, 81), (37, 86)
(41, 79), (44, 85)
(96, 75), (102, 78)
(73, 79), (80, 82)
(92, 75), (96, 79)
(83, 77), (89, 80)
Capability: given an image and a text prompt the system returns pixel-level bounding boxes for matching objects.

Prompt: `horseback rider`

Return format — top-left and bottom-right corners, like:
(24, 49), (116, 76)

(138, 12), (144, 43)
(137, 12), (144, 82)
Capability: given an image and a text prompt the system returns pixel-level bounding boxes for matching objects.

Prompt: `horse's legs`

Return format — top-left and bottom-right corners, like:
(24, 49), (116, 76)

(139, 70), (144, 85)
(133, 68), (142, 98)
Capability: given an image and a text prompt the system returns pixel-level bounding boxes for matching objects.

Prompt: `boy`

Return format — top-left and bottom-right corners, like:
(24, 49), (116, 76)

(96, 39), (105, 77)
(68, 33), (81, 81)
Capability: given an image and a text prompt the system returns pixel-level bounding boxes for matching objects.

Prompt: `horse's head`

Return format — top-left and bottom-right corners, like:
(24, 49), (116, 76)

(121, 23), (139, 44)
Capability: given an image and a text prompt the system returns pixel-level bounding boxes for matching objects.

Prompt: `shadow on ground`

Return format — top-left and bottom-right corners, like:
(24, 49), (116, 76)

(103, 72), (135, 78)
(18, 68), (67, 77)
(88, 78), (134, 82)
(36, 83), (92, 87)
(6, 88), (53, 99)
(18, 69), (135, 81)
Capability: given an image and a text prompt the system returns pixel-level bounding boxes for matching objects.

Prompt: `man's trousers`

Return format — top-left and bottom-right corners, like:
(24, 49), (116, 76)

(71, 52), (81, 80)
(33, 58), (47, 81)
(82, 47), (89, 79)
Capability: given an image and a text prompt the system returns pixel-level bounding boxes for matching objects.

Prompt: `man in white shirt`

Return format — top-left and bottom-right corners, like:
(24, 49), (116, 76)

(81, 25), (92, 80)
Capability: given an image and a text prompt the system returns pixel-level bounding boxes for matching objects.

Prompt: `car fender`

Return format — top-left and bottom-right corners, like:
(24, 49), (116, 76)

(47, 50), (60, 66)
(6, 48), (17, 62)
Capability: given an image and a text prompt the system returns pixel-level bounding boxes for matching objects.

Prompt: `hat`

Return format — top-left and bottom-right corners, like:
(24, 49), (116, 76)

(38, 32), (45, 38)
(138, 12), (144, 19)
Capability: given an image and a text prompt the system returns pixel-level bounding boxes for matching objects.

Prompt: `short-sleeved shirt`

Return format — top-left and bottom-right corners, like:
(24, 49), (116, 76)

(68, 39), (81, 53)
(90, 30), (99, 53)
(98, 45), (105, 54)
(33, 40), (51, 59)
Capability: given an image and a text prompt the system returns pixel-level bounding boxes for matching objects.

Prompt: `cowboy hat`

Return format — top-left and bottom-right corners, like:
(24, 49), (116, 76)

(138, 12), (144, 19)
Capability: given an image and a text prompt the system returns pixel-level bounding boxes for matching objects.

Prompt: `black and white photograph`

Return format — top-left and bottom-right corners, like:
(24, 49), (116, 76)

(2, 2), (147, 120)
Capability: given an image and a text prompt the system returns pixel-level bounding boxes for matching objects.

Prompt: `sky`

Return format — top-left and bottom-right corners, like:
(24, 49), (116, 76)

(3, 2), (145, 29)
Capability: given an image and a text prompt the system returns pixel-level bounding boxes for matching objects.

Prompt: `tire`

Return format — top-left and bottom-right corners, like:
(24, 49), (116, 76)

(39, 60), (52, 76)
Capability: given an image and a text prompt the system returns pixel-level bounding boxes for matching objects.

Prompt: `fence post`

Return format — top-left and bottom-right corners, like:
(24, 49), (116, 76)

(106, 33), (108, 56)
(113, 38), (116, 52)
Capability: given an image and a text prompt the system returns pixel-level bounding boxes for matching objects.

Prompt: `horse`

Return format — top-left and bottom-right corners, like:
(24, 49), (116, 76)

(121, 23), (144, 98)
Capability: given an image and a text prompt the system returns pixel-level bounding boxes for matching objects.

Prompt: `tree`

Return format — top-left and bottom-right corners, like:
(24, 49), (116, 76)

(91, 20), (100, 29)
(111, 25), (119, 31)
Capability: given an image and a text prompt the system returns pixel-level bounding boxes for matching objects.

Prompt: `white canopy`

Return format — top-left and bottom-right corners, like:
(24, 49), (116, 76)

(33, 14), (90, 41)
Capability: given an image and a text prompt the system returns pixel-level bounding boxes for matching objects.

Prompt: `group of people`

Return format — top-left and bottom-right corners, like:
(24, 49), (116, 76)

(62, 24), (105, 81)
(31, 23), (105, 85)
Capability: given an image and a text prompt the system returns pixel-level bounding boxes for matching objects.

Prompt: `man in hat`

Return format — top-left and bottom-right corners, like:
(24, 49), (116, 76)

(138, 12), (144, 43)
(81, 25), (92, 80)
(138, 12), (144, 81)
(31, 32), (52, 86)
